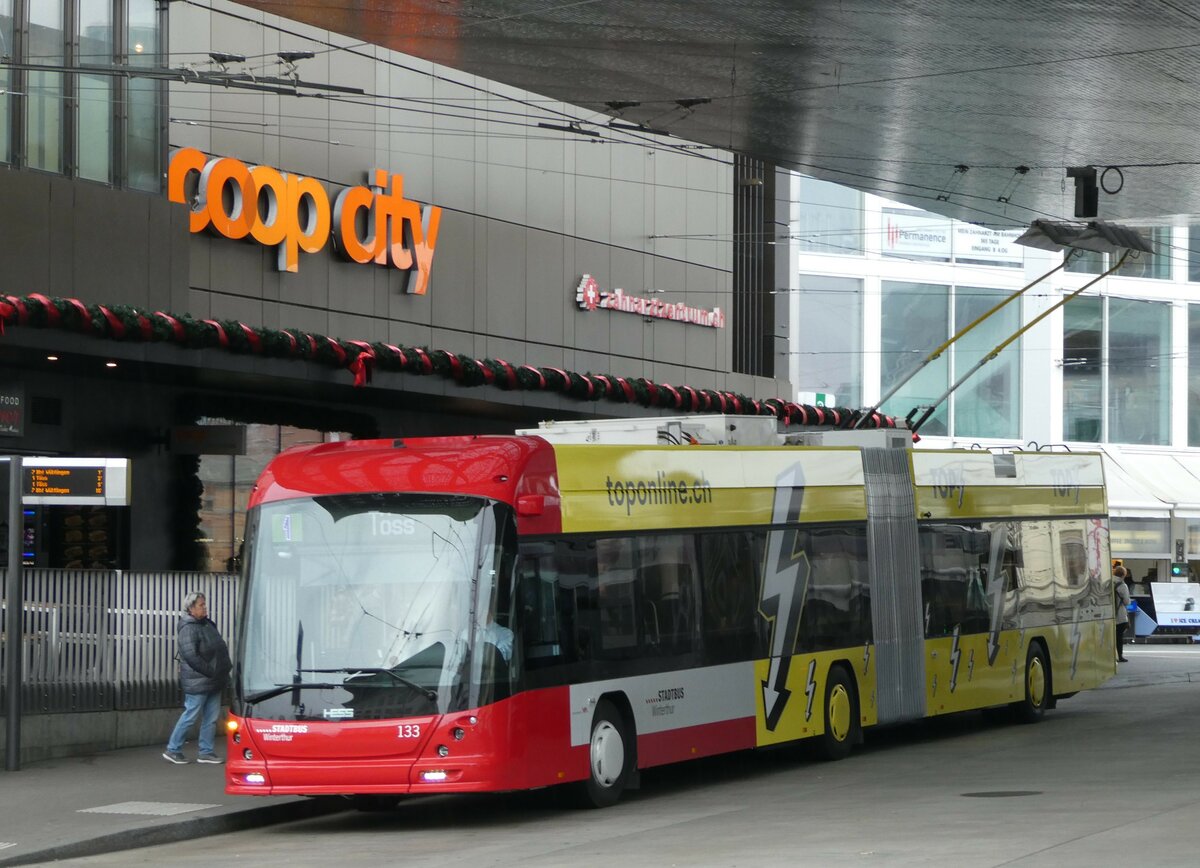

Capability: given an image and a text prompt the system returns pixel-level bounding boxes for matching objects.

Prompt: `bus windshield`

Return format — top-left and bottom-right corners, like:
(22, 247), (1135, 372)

(237, 493), (504, 721)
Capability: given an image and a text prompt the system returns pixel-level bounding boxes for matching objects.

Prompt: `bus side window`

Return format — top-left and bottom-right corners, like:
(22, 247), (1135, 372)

(515, 552), (563, 670)
(516, 539), (597, 675)
(637, 534), (697, 657)
(920, 524), (990, 636)
(698, 531), (765, 664)
(596, 537), (640, 657)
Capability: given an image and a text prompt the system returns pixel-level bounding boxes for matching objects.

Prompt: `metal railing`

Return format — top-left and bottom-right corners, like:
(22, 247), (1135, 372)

(0, 570), (238, 714)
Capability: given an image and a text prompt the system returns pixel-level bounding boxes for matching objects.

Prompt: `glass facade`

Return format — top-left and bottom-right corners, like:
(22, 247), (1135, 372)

(0, 0), (12, 165)
(1063, 297), (1103, 442)
(78, 0), (114, 183)
(954, 287), (1020, 439)
(1190, 226), (1200, 283)
(27, 2), (64, 173)
(797, 176), (863, 255)
(125, 0), (159, 191)
(1109, 298), (1170, 444)
(1063, 296), (1170, 445)
(795, 275), (862, 409)
(1113, 226), (1171, 280)
(880, 282), (949, 435)
(1066, 227), (1171, 279)
(1191, 306), (1200, 447)
(0, 0), (160, 187)
(877, 282), (1020, 438)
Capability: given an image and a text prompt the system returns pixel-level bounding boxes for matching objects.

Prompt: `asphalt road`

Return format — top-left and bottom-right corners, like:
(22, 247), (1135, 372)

(52, 643), (1200, 867)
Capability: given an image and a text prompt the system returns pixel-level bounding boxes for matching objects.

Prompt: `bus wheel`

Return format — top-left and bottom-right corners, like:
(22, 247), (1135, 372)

(818, 666), (859, 761)
(581, 699), (633, 808)
(1014, 643), (1050, 724)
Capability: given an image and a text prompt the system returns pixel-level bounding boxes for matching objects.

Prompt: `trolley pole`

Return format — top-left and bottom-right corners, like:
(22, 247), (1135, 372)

(5, 456), (23, 771)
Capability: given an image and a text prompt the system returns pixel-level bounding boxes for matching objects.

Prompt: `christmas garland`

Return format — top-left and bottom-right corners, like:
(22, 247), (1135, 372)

(0, 292), (896, 430)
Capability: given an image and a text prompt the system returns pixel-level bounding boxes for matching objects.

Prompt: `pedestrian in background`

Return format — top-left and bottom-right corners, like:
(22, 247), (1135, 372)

(163, 591), (232, 764)
(1114, 566), (1132, 663)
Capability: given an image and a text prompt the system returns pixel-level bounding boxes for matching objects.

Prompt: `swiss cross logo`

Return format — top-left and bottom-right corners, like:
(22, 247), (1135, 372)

(576, 274), (601, 310)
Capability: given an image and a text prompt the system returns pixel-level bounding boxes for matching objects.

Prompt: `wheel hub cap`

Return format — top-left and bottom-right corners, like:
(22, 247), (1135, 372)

(1028, 658), (1045, 707)
(828, 684), (851, 742)
(590, 721), (624, 787)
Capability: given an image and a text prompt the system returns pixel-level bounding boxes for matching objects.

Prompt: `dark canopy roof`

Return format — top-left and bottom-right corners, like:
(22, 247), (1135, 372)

(239, 0), (1200, 228)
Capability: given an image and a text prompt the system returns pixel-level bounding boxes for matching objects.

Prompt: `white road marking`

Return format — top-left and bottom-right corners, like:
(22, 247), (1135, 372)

(78, 801), (218, 816)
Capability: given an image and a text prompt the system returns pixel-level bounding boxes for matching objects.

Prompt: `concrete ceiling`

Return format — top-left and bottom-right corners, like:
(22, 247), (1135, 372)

(240, 0), (1200, 229)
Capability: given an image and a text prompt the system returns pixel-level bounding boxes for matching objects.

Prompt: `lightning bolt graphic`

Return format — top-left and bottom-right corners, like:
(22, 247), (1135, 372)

(967, 649), (975, 682)
(949, 626), (961, 693)
(804, 659), (817, 721)
(862, 643), (872, 676)
(986, 528), (1008, 665)
(1070, 614), (1082, 680)
(759, 465), (809, 731)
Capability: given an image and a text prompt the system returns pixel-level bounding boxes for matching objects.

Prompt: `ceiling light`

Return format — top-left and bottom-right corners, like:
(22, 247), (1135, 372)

(105, 361), (117, 368)
(46, 355), (58, 361)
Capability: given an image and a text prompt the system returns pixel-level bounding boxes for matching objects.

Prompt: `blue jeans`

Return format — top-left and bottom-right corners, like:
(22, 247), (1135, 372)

(166, 691), (222, 755)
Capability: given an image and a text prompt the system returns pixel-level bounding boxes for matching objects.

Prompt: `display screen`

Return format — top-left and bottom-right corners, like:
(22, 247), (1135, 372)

(24, 465), (105, 498)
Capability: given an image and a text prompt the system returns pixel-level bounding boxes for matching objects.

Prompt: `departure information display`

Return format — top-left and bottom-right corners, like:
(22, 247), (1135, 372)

(25, 466), (105, 498)
(20, 458), (130, 506)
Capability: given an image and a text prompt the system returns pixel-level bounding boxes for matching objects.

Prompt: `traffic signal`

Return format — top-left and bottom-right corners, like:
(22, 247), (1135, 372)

(1170, 562), (1189, 578)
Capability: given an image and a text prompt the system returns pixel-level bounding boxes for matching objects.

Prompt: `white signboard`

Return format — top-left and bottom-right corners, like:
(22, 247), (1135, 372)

(882, 209), (951, 259)
(953, 223), (1024, 264)
(1150, 582), (1200, 629)
(797, 391), (835, 407)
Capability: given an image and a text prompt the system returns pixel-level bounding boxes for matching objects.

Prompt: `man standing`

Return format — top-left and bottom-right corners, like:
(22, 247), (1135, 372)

(163, 592), (232, 764)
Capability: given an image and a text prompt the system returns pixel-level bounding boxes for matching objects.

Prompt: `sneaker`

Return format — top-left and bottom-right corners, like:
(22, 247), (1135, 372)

(196, 753), (224, 764)
(162, 751), (189, 764)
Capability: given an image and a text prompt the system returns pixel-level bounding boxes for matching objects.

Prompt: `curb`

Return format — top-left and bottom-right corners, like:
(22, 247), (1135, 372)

(1096, 670), (1200, 690)
(0, 797), (347, 867)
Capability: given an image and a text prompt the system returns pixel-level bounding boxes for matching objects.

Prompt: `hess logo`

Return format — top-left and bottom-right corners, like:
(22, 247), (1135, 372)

(167, 147), (441, 293)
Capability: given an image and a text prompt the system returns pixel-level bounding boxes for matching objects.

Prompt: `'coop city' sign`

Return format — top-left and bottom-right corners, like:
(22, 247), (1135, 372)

(575, 275), (725, 328)
(167, 148), (441, 294)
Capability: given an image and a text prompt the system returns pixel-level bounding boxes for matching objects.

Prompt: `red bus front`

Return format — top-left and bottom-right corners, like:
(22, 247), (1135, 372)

(226, 459), (579, 798)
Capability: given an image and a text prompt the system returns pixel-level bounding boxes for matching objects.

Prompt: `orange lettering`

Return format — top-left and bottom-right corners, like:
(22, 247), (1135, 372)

(248, 165), (289, 248)
(167, 150), (437, 285)
(199, 157), (256, 240)
(333, 184), (377, 264)
(167, 147), (211, 233)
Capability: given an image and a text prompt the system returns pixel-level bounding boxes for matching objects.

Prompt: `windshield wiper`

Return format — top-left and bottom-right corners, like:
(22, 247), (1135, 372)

(244, 681), (343, 705)
(299, 667), (438, 701)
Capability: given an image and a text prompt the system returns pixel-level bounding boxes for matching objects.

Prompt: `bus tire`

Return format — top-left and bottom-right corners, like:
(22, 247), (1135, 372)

(818, 665), (859, 761)
(580, 699), (633, 808)
(1013, 642), (1050, 724)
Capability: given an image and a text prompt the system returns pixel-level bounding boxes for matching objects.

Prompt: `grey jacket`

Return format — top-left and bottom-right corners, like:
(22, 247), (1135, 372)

(177, 614), (232, 695)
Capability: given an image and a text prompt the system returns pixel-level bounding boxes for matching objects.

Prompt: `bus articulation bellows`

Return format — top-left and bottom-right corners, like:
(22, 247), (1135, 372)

(226, 416), (1115, 807)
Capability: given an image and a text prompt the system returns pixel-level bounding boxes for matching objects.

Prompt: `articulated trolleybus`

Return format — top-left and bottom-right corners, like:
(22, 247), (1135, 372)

(226, 416), (1115, 807)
